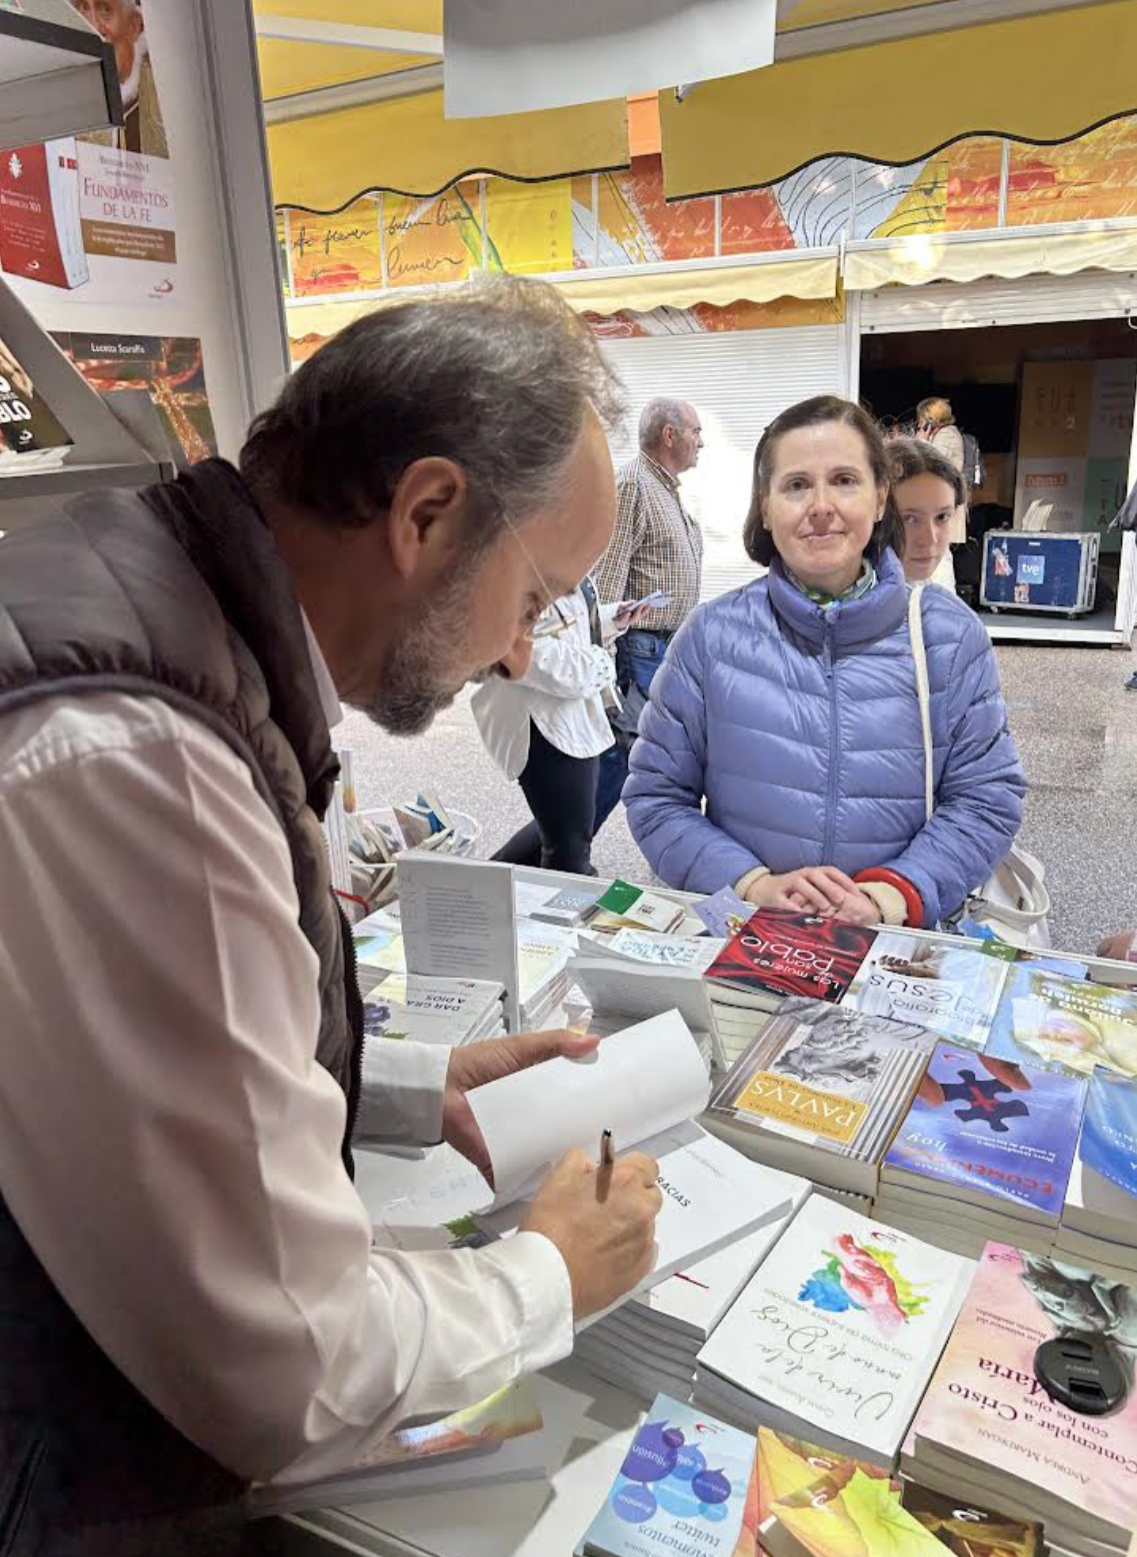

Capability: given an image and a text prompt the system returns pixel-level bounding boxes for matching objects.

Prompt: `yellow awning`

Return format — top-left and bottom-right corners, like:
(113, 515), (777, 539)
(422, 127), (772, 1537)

(845, 226), (1137, 291)
(661, 1), (1137, 199)
(554, 255), (838, 314)
(268, 91), (628, 208)
(284, 253), (839, 339)
(257, 0), (629, 208)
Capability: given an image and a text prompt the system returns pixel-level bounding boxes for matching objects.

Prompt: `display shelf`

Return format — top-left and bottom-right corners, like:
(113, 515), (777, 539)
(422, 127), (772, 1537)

(0, 458), (170, 503)
(0, 0), (122, 151)
(0, 272), (170, 508)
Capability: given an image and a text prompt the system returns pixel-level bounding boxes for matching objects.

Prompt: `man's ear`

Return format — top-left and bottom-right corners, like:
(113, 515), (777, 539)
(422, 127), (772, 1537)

(385, 456), (469, 581)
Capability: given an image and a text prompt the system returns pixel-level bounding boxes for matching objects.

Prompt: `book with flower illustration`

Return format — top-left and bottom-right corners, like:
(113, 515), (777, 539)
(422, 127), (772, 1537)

(983, 965), (1137, 1080)
(576, 1393), (756, 1557)
(694, 1196), (973, 1470)
(706, 998), (936, 1195)
(905, 1243), (1137, 1556)
(705, 911), (878, 1011)
(249, 1378), (547, 1515)
(841, 930), (1015, 1050)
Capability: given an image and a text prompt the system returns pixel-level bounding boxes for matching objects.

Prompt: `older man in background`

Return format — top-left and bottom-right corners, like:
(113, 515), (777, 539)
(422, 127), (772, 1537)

(593, 395), (704, 837)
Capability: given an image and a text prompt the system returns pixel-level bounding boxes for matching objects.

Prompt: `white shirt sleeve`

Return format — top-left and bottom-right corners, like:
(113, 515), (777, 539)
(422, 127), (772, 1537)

(0, 693), (574, 1487)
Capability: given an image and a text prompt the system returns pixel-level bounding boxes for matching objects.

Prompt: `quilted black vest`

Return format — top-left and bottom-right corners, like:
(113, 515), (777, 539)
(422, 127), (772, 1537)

(0, 459), (365, 1554)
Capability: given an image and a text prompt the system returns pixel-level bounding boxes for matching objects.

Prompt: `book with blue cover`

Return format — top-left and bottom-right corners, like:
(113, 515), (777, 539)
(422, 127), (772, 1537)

(881, 1041), (1085, 1224)
(577, 1394), (754, 1557)
(1058, 1067), (1137, 1259)
(1079, 1065), (1137, 1194)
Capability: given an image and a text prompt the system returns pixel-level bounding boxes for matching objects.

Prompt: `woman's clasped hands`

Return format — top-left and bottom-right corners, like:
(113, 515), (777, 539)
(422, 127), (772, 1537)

(742, 864), (877, 924)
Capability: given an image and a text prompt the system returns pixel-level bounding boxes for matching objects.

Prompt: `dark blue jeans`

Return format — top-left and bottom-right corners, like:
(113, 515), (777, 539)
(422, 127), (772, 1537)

(593, 629), (671, 838)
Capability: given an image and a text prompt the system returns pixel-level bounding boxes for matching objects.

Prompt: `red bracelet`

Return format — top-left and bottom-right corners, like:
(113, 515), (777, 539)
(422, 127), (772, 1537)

(854, 868), (923, 928)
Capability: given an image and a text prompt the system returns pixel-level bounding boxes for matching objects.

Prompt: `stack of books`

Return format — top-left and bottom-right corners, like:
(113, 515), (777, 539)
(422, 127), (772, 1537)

(841, 929), (1015, 1049)
(517, 919), (572, 1030)
(1055, 1067), (1137, 1282)
(569, 929), (724, 1070)
(574, 1394), (755, 1557)
(875, 1042), (1085, 1258)
(704, 909), (878, 1016)
(906, 1241), (1137, 1557)
(359, 970), (506, 1045)
(705, 997), (936, 1198)
(249, 1378), (547, 1516)
(694, 1196), (972, 1471)
(573, 1169), (811, 1401)
(747, 1429), (1042, 1557)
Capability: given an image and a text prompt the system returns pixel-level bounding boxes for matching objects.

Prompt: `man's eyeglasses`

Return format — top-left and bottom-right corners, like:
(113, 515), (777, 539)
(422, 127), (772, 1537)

(502, 510), (579, 642)
(527, 602), (578, 641)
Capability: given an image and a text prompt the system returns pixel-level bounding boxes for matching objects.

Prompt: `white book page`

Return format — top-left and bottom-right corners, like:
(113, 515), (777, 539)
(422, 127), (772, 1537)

(468, 1010), (710, 1204)
(479, 1121), (799, 1324)
(397, 854), (521, 1031)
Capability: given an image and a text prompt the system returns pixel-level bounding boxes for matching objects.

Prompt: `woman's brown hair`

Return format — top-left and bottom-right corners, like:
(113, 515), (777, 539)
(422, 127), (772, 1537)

(743, 395), (901, 566)
(888, 436), (967, 507)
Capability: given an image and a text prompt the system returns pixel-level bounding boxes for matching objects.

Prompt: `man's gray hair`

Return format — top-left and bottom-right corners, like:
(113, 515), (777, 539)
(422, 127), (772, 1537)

(241, 275), (625, 544)
(638, 397), (691, 452)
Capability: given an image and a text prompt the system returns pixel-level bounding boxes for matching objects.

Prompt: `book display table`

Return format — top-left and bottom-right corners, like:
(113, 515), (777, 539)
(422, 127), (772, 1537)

(282, 868), (1137, 1557)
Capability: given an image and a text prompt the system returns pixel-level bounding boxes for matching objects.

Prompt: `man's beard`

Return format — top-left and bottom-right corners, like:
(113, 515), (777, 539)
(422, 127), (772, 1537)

(359, 572), (473, 737)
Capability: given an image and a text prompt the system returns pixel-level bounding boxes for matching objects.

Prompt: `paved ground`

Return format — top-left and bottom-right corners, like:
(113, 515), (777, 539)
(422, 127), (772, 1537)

(340, 641), (1137, 958)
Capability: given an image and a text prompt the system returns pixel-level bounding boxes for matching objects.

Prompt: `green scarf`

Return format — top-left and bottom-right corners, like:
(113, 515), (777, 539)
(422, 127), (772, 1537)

(786, 559), (877, 609)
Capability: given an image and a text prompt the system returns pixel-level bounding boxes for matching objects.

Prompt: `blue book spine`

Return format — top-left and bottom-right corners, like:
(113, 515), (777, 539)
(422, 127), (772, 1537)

(579, 1394), (754, 1557)
(1079, 1067), (1137, 1197)
(885, 1042), (1086, 1216)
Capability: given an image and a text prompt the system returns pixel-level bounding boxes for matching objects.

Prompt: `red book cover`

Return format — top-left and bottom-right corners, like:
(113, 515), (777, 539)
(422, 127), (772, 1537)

(705, 910), (877, 1004)
(0, 143), (84, 290)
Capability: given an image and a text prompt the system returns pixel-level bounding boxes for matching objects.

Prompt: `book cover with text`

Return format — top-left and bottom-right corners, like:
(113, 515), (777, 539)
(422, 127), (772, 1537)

(883, 1044), (1085, 1222)
(698, 1197), (972, 1467)
(710, 1000), (935, 1174)
(842, 932), (1014, 1049)
(999, 969), (1137, 1079)
(0, 139), (88, 289)
(0, 333), (71, 462)
(899, 1482), (1042, 1557)
(706, 911), (877, 1006)
(580, 1394), (754, 1557)
(911, 1243), (1137, 1545)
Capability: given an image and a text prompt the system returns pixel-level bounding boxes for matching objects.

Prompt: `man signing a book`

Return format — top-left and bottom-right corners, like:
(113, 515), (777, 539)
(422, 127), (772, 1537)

(0, 278), (662, 1554)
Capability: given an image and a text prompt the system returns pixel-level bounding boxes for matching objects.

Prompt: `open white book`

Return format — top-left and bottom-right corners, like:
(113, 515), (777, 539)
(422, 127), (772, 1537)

(467, 1011), (797, 1318)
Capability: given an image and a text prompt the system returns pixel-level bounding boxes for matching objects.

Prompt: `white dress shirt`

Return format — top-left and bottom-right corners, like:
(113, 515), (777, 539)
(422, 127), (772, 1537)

(0, 680), (574, 1486)
(471, 587), (620, 780)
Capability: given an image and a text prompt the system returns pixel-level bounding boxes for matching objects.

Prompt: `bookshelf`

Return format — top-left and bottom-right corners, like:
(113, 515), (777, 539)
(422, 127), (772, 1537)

(0, 271), (173, 518)
(0, 0), (123, 152)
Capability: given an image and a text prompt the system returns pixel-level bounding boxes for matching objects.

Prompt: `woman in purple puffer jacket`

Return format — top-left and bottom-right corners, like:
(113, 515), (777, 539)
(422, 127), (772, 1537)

(624, 395), (1025, 931)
